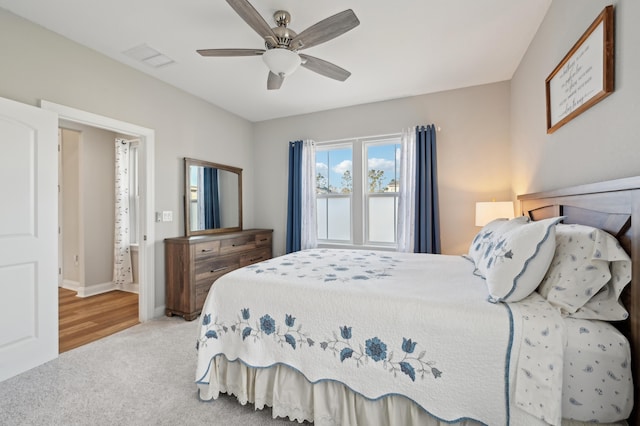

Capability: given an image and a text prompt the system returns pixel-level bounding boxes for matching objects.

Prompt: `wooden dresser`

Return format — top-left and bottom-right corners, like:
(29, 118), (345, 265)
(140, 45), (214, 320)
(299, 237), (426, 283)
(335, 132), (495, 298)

(164, 229), (273, 320)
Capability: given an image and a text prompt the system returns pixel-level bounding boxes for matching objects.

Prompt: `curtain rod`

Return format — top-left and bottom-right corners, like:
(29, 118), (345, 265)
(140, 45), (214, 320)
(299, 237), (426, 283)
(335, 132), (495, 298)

(318, 132), (401, 145)
(317, 126), (441, 145)
(117, 138), (141, 144)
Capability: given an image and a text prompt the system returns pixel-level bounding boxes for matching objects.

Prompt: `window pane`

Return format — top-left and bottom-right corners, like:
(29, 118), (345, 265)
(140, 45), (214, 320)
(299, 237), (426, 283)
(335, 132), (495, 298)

(368, 196), (396, 243)
(316, 198), (328, 240)
(367, 143), (400, 193)
(327, 197), (350, 241)
(316, 148), (352, 194)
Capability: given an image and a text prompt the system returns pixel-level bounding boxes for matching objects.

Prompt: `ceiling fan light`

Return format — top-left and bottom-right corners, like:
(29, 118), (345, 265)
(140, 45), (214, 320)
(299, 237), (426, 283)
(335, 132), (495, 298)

(262, 48), (301, 76)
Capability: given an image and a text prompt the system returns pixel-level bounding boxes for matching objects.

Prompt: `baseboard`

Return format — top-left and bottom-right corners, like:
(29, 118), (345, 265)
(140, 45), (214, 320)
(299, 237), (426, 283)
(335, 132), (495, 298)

(154, 305), (166, 319)
(65, 281), (140, 298)
(62, 279), (80, 292)
(76, 281), (117, 298)
(121, 282), (139, 294)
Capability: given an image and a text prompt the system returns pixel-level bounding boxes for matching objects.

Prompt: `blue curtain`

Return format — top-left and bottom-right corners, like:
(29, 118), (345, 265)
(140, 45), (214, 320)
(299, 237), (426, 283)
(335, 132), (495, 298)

(203, 167), (221, 229)
(286, 140), (303, 254)
(414, 125), (441, 254)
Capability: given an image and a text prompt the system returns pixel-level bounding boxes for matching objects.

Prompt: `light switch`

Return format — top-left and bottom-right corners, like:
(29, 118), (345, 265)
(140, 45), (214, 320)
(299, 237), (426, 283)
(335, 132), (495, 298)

(162, 211), (173, 222)
(155, 212), (162, 222)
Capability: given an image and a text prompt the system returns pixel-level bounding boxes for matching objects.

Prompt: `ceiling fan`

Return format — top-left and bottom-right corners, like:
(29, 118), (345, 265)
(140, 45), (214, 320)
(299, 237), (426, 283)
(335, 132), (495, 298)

(197, 0), (360, 90)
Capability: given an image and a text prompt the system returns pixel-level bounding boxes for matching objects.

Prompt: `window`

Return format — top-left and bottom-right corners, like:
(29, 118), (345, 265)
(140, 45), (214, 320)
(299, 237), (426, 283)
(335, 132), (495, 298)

(316, 136), (401, 247)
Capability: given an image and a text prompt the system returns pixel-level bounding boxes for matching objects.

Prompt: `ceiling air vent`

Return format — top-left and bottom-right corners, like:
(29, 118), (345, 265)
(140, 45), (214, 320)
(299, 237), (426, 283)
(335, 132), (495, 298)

(123, 43), (175, 68)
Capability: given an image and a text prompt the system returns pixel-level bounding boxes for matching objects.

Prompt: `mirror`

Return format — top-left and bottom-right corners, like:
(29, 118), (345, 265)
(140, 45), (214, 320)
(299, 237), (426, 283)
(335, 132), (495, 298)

(184, 158), (242, 236)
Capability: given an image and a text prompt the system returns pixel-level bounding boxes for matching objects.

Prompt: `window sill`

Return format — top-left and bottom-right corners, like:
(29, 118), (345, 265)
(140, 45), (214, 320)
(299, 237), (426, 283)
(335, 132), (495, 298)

(317, 243), (397, 252)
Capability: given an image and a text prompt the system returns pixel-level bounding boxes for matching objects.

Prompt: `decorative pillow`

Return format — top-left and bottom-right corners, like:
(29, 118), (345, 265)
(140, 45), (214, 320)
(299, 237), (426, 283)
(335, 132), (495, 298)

(468, 216), (530, 267)
(468, 218), (509, 265)
(479, 216), (563, 303)
(537, 224), (631, 320)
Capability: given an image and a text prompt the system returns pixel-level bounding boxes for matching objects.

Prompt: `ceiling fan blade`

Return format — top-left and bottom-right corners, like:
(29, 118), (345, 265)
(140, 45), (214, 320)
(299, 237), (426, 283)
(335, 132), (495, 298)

(197, 48), (265, 57)
(267, 72), (284, 90)
(226, 0), (278, 47)
(299, 54), (351, 81)
(291, 9), (360, 50)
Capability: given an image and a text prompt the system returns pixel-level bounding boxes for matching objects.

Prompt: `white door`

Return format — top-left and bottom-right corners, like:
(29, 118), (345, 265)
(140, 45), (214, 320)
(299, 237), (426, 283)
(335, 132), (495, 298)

(0, 96), (58, 382)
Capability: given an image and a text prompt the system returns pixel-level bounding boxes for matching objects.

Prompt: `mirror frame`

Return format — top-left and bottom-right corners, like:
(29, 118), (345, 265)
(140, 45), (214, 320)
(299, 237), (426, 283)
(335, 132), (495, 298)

(184, 157), (243, 236)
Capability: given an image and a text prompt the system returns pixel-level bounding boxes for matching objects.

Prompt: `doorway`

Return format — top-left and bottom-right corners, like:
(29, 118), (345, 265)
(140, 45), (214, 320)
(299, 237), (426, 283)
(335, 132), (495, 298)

(57, 124), (142, 350)
(42, 100), (156, 323)
(58, 125), (140, 296)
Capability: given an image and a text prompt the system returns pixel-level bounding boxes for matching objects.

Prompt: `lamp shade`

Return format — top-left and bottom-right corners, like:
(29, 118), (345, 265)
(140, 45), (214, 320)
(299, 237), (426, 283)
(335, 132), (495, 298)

(262, 48), (301, 76)
(475, 201), (514, 226)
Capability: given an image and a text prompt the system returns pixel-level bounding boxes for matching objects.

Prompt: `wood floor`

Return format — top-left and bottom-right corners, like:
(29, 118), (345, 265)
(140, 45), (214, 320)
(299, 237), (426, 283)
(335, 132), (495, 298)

(58, 287), (139, 353)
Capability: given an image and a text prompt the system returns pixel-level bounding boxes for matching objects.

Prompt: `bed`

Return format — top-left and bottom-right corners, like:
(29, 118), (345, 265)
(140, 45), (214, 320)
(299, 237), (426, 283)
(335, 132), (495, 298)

(195, 177), (640, 425)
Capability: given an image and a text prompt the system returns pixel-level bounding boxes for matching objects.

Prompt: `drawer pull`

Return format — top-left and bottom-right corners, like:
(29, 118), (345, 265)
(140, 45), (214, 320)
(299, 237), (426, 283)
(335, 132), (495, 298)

(212, 266), (229, 273)
(232, 244), (238, 247)
(200, 248), (214, 253)
(249, 256), (263, 262)
(259, 238), (268, 242)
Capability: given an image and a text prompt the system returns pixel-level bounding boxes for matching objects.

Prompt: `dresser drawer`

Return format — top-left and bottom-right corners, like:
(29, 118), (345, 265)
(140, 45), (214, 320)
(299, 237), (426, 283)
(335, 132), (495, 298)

(219, 234), (256, 254)
(195, 279), (216, 311)
(195, 255), (240, 282)
(194, 240), (221, 260)
(240, 248), (271, 267)
(255, 232), (272, 247)
(195, 265), (235, 311)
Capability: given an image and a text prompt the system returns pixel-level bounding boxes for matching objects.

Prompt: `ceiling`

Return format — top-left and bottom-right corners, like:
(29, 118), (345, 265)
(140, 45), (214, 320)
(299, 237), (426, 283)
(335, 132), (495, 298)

(0, 0), (552, 122)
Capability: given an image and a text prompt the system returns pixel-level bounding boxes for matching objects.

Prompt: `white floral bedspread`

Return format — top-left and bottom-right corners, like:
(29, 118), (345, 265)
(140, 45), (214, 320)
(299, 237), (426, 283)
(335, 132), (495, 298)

(195, 249), (564, 425)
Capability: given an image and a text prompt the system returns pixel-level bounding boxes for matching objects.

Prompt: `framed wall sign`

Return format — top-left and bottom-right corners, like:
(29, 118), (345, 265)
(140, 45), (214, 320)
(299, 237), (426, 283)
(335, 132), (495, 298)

(545, 5), (614, 134)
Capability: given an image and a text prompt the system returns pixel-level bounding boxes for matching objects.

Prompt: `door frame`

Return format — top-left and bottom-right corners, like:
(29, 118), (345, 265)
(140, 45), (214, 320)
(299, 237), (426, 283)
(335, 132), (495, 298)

(41, 100), (155, 322)
(57, 128), (63, 287)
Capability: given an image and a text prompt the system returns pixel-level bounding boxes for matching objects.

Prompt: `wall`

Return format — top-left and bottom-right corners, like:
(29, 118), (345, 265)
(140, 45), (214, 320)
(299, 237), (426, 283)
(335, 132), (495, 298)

(511, 0), (640, 199)
(61, 129), (80, 285)
(80, 123), (116, 288)
(0, 9), (255, 310)
(253, 81), (512, 256)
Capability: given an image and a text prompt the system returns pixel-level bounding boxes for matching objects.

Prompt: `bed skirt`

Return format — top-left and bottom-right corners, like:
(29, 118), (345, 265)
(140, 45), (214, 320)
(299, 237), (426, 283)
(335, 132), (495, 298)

(197, 356), (628, 426)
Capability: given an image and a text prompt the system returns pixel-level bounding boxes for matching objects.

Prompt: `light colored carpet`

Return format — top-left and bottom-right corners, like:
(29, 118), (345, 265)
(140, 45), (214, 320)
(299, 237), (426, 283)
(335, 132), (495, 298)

(0, 316), (301, 425)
